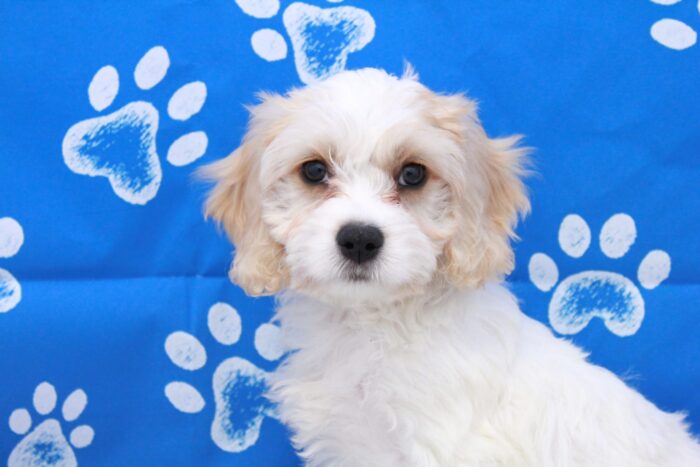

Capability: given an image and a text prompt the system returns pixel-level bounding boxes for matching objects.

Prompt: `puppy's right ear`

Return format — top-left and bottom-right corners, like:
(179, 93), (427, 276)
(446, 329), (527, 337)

(200, 95), (290, 296)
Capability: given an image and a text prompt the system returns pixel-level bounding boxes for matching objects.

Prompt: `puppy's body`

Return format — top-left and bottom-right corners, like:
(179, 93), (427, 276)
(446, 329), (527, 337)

(204, 68), (700, 466)
(272, 285), (699, 466)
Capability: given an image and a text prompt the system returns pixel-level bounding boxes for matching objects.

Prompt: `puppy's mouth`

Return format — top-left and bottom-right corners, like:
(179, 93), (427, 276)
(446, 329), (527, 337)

(341, 264), (375, 283)
(347, 271), (370, 282)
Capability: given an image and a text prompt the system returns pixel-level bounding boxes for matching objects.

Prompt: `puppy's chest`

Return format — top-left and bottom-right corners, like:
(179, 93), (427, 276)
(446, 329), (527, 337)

(287, 326), (479, 429)
(325, 332), (430, 393)
(348, 335), (403, 401)
(273, 311), (522, 466)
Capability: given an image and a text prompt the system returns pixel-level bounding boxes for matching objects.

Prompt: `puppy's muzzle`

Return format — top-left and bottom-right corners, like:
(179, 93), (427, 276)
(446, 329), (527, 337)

(336, 223), (384, 264)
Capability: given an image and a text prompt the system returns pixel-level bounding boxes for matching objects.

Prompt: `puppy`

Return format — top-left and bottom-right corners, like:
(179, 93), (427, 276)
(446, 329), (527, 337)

(203, 68), (700, 466)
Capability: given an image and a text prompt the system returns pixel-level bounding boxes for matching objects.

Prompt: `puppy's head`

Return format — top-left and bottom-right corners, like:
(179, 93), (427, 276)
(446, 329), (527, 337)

(203, 68), (529, 303)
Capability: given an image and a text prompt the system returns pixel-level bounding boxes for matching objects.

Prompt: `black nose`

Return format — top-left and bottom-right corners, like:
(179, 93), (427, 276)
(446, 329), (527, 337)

(336, 223), (384, 264)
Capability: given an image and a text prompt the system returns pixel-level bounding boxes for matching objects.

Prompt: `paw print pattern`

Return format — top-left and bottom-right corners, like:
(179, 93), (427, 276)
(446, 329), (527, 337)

(0, 217), (24, 313)
(529, 214), (671, 337)
(235, 0), (375, 84)
(650, 0), (698, 50)
(164, 302), (284, 453)
(7, 382), (94, 467)
(62, 46), (208, 205)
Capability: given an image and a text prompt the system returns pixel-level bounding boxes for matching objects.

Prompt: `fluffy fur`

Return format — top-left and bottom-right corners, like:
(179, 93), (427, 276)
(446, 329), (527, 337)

(203, 68), (700, 466)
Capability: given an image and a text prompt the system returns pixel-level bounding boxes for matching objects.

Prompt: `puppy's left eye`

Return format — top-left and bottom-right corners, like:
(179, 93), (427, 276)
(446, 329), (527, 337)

(301, 160), (328, 184)
(398, 163), (427, 188)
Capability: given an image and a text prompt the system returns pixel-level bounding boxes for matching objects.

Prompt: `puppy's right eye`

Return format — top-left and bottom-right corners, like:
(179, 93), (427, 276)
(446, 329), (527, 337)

(301, 160), (328, 184)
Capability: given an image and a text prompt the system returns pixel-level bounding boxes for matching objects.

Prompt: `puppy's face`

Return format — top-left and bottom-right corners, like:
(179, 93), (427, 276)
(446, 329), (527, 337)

(204, 69), (528, 303)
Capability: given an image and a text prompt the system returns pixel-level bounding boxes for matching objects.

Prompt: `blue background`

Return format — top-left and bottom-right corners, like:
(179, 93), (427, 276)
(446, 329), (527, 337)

(1, 1), (698, 465)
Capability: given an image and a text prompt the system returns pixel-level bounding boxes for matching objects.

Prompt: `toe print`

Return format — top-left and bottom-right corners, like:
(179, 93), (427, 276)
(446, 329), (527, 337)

(234, 1), (375, 84)
(528, 253), (559, 293)
(251, 29), (288, 62)
(165, 382), (206, 414)
(62, 46), (209, 205)
(638, 250), (672, 290)
(0, 216), (24, 313)
(164, 302), (283, 453)
(650, 0), (698, 50)
(235, 0), (280, 19)
(529, 214), (671, 337)
(134, 46), (170, 90)
(7, 383), (93, 467)
(599, 213), (636, 259)
(165, 331), (207, 370)
(87, 66), (119, 112)
(558, 214), (591, 258)
(254, 323), (285, 361)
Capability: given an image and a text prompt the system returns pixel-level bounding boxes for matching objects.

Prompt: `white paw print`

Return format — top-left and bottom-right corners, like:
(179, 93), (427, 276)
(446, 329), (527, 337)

(235, 0), (375, 83)
(62, 46), (208, 205)
(529, 214), (671, 337)
(164, 302), (284, 453)
(7, 382), (94, 467)
(650, 0), (698, 50)
(0, 217), (24, 313)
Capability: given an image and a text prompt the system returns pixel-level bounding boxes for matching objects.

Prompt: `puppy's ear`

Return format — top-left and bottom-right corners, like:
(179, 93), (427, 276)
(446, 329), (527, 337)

(200, 95), (290, 296)
(433, 94), (530, 287)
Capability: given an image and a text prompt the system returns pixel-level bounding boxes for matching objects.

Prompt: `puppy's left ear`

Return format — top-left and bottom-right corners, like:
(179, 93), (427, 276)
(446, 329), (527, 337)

(435, 94), (530, 287)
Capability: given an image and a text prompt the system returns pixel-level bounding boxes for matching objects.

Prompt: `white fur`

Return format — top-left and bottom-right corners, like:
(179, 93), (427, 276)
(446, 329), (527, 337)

(204, 68), (700, 466)
(271, 286), (700, 466)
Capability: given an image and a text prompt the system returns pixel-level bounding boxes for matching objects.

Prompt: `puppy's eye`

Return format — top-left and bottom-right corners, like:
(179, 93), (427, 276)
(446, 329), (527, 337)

(301, 160), (328, 184)
(398, 163), (427, 188)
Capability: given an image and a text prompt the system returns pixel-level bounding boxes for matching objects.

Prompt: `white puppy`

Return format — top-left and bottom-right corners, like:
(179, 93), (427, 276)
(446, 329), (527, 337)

(203, 68), (700, 466)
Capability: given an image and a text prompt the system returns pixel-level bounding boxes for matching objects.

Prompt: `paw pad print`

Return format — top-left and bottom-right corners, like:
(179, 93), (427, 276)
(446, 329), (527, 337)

(62, 46), (208, 205)
(8, 382), (93, 467)
(529, 214), (671, 337)
(0, 217), (24, 313)
(650, 0), (698, 50)
(164, 302), (284, 453)
(235, 0), (376, 83)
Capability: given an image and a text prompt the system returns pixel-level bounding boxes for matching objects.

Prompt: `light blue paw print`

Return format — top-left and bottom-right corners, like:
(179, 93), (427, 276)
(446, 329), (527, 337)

(7, 382), (93, 467)
(62, 46), (208, 205)
(0, 217), (24, 313)
(164, 302), (284, 453)
(234, 0), (376, 83)
(529, 214), (671, 337)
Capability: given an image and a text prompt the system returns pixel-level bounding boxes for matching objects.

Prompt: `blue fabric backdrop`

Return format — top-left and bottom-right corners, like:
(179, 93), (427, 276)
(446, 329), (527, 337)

(1, 1), (699, 465)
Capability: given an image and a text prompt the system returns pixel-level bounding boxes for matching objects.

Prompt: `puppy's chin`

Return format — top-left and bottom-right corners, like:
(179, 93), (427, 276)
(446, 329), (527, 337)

(288, 267), (434, 306)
